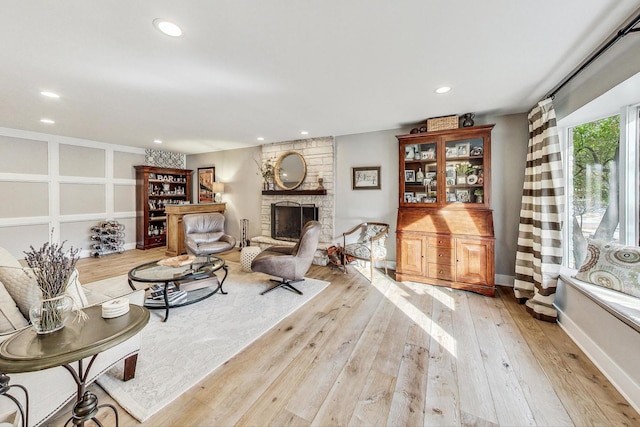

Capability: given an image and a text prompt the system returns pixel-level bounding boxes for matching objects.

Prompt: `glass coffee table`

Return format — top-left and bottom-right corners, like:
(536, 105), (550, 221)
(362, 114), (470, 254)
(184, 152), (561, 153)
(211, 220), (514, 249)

(128, 255), (228, 322)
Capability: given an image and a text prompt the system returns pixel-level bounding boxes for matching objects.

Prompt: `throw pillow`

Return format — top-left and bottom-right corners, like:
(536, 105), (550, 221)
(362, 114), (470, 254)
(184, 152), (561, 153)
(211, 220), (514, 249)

(0, 279), (28, 333)
(574, 239), (640, 297)
(0, 247), (22, 268)
(0, 266), (88, 319)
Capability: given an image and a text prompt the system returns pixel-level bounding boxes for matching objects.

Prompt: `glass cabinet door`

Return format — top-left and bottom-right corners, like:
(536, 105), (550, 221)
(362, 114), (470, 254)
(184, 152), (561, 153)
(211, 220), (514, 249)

(403, 141), (438, 204)
(444, 137), (485, 205)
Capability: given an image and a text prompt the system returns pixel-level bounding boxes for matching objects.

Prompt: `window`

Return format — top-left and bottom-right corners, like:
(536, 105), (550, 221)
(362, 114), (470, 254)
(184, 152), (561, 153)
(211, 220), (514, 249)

(563, 107), (639, 268)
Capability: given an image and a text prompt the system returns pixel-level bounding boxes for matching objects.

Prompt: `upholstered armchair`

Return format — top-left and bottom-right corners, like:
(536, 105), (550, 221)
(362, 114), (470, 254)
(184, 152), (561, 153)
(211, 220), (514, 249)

(342, 222), (389, 280)
(183, 213), (236, 258)
(251, 221), (322, 295)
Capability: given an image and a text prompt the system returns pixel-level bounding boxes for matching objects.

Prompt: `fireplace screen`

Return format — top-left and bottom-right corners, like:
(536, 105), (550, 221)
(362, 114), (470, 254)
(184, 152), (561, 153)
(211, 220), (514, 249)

(271, 202), (319, 241)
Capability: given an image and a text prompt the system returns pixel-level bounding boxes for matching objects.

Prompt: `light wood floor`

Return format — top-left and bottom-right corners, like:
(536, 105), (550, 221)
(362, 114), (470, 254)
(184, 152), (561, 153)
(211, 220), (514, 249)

(48, 247), (638, 426)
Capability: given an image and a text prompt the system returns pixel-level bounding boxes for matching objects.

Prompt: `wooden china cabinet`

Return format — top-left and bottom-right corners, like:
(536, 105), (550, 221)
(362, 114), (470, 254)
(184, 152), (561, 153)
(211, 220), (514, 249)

(135, 165), (192, 250)
(396, 124), (495, 297)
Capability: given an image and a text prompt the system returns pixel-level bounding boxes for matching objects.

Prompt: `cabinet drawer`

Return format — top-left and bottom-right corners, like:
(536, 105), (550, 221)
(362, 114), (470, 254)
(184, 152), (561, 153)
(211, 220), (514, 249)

(428, 263), (454, 281)
(427, 236), (454, 248)
(147, 235), (165, 246)
(427, 246), (455, 265)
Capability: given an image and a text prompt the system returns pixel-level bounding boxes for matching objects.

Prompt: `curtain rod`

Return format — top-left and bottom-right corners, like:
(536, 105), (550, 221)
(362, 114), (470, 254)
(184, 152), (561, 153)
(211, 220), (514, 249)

(543, 10), (640, 101)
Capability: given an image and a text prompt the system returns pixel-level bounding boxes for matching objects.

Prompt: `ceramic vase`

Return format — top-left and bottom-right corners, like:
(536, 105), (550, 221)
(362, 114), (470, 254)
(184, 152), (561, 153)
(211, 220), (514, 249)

(29, 294), (73, 334)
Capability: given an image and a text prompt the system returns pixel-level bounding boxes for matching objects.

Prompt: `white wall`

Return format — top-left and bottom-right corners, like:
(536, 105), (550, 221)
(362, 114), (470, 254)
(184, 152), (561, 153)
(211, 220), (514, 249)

(334, 127), (406, 262)
(186, 146), (263, 243)
(0, 127), (145, 258)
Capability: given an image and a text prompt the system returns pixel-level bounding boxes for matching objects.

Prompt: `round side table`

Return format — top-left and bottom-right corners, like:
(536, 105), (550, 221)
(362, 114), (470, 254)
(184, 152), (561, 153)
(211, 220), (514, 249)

(240, 246), (262, 272)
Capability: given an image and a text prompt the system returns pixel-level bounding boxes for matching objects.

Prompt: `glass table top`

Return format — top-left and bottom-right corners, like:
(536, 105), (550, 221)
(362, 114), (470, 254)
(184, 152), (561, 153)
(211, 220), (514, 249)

(128, 256), (225, 283)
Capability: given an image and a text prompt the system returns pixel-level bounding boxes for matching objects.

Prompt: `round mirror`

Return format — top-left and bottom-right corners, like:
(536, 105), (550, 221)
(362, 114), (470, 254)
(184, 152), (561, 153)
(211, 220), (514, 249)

(275, 151), (306, 190)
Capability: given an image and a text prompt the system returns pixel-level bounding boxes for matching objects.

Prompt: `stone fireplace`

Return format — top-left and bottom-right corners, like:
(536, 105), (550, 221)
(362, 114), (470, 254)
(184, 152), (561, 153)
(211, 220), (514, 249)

(251, 137), (334, 265)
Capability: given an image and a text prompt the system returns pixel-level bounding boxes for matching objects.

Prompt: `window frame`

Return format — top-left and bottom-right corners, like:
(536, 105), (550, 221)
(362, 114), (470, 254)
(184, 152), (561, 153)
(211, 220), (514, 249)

(560, 103), (640, 267)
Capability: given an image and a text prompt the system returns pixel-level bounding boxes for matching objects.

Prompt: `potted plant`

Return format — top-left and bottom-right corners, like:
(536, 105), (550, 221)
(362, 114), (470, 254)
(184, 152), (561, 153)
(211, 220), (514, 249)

(455, 162), (474, 184)
(474, 189), (484, 203)
(24, 239), (81, 334)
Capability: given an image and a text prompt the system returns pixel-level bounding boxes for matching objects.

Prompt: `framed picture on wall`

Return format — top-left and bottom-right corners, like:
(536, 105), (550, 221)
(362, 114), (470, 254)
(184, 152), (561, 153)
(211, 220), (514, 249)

(352, 166), (381, 190)
(197, 167), (215, 203)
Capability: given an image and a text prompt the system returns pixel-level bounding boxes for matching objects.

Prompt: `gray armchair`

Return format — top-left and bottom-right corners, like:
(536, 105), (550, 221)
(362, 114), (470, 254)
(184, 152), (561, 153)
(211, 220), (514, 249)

(183, 213), (236, 258)
(251, 221), (321, 295)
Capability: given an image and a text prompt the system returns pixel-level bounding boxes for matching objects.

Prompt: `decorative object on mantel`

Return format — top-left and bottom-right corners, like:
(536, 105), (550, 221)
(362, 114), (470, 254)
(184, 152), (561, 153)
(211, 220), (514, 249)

(255, 157), (275, 191)
(461, 113), (475, 127)
(23, 237), (82, 334)
(274, 151), (306, 191)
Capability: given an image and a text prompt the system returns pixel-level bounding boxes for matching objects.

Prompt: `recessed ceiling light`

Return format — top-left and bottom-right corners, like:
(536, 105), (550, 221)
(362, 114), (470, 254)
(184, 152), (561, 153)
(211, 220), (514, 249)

(40, 118), (55, 124)
(435, 86), (451, 94)
(153, 139), (162, 144)
(300, 131), (309, 135)
(40, 91), (60, 99)
(257, 137), (265, 141)
(153, 19), (182, 37)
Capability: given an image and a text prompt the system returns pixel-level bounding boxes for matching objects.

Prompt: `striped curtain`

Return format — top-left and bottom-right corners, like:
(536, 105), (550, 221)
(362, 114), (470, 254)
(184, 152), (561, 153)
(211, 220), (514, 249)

(513, 98), (564, 322)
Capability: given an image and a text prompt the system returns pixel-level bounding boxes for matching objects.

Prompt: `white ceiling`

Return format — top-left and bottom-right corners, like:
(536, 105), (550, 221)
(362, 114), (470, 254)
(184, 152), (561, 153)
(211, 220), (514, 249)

(0, 1), (638, 154)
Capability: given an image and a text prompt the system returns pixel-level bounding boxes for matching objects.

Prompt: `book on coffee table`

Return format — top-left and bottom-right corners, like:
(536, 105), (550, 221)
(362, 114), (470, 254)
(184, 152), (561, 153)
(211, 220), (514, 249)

(177, 276), (219, 292)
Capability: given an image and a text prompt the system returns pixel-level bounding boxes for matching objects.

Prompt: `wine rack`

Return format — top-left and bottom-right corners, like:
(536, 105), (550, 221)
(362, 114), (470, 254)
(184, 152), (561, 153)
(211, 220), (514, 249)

(89, 220), (125, 257)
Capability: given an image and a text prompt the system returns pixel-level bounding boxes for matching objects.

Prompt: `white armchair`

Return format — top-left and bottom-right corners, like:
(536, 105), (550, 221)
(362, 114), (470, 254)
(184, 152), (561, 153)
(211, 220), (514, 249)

(342, 222), (389, 281)
(0, 247), (144, 427)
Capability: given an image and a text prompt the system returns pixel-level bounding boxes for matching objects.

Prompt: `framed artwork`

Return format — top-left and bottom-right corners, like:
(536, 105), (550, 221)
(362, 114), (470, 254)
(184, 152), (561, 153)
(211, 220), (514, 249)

(352, 166), (381, 190)
(405, 170), (416, 182)
(197, 167), (215, 203)
(404, 192), (414, 203)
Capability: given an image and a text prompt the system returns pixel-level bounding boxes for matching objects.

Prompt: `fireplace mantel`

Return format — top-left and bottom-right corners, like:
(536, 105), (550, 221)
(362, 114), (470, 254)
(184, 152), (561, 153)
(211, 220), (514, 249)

(262, 189), (327, 196)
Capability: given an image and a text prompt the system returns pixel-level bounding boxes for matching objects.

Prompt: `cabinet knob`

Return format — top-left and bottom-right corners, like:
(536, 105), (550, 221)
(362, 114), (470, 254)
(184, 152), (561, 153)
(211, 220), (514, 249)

(438, 253), (443, 257)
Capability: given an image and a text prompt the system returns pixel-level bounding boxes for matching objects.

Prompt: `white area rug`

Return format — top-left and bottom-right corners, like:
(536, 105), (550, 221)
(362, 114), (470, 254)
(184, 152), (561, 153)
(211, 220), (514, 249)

(94, 261), (329, 422)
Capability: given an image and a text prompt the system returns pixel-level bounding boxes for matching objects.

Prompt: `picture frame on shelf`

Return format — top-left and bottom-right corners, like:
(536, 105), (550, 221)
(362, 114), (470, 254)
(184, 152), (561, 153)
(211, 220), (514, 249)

(445, 165), (456, 181)
(404, 192), (414, 203)
(352, 166), (381, 190)
(197, 167), (215, 203)
(415, 192), (427, 202)
(445, 146), (456, 158)
(455, 142), (470, 157)
(455, 189), (471, 203)
(405, 170), (416, 182)
(446, 192), (457, 202)
(421, 147), (436, 160)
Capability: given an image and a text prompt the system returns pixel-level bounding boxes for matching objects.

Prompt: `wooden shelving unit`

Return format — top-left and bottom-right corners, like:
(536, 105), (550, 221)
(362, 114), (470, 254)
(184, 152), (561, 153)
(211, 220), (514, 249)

(395, 124), (496, 297)
(134, 165), (192, 250)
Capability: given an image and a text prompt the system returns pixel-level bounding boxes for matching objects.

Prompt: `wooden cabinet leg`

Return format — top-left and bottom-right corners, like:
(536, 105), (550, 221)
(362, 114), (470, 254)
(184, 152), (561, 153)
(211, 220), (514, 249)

(123, 354), (138, 381)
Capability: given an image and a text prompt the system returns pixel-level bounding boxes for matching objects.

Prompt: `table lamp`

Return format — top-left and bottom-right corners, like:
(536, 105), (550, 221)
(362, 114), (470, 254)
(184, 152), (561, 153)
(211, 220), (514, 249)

(212, 182), (224, 203)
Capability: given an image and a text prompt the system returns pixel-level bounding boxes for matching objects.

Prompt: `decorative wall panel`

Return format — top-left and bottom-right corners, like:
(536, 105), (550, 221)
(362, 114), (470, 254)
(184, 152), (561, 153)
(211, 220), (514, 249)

(145, 149), (186, 169)
(0, 136), (48, 175)
(59, 144), (105, 177)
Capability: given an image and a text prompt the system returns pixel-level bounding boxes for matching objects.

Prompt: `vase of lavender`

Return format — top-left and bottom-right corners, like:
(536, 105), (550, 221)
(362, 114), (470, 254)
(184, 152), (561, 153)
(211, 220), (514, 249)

(24, 240), (80, 334)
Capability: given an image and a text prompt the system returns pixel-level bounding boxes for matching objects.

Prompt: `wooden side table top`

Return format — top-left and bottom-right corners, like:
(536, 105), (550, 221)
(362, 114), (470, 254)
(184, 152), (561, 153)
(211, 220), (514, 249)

(0, 305), (149, 374)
